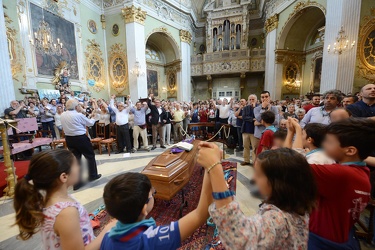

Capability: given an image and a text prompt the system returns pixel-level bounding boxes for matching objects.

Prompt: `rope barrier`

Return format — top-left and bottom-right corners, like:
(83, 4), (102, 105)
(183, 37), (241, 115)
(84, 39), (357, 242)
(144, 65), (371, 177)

(178, 123), (231, 142)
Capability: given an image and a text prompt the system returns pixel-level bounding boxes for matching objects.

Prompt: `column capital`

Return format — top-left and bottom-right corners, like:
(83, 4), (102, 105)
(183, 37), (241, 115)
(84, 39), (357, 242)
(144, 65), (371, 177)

(122, 5), (147, 25)
(264, 14), (278, 34)
(180, 30), (192, 44)
(206, 74), (212, 81)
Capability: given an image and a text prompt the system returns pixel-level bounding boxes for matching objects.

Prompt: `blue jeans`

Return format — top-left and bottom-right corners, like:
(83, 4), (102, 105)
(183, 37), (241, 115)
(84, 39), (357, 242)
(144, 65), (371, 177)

(42, 121), (56, 138)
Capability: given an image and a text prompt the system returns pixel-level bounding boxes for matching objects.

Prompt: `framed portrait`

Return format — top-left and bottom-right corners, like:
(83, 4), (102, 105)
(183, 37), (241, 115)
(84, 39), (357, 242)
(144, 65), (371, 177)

(147, 69), (158, 96)
(313, 57), (322, 93)
(112, 24), (119, 37)
(88, 19), (97, 34)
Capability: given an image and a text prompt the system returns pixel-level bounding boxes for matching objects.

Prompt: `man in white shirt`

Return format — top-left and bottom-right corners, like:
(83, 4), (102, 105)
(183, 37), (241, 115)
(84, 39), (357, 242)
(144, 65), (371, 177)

(110, 95), (133, 153)
(61, 99), (101, 190)
(300, 89), (342, 127)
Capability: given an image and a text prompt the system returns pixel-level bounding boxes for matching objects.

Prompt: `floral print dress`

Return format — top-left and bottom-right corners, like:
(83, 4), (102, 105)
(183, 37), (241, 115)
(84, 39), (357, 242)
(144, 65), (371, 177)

(41, 198), (94, 249)
(209, 200), (309, 250)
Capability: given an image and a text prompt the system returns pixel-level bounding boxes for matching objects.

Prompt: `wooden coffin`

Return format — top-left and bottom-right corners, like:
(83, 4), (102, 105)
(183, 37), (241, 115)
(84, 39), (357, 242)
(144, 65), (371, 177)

(142, 140), (200, 200)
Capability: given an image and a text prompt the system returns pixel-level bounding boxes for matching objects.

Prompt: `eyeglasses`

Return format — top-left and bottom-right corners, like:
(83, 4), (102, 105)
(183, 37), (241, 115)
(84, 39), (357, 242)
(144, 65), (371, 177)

(146, 188), (157, 204)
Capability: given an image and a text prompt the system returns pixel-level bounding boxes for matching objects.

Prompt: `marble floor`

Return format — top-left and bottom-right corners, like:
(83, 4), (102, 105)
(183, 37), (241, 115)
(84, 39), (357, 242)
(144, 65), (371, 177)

(0, 144), (261, 250)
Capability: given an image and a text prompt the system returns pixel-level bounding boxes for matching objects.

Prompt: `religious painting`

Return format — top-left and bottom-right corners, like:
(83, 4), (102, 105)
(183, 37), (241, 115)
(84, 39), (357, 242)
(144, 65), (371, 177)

(88, 20), (97, 34)
(112, 24), (119, 36)
(147, 69), (158, 96)
(313, 57), (322, 93)
(30, 3), (79, 79)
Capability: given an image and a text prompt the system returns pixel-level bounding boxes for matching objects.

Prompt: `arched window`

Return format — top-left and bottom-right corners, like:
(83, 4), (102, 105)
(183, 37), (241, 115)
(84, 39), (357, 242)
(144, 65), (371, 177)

(213, 28), (218, 52)
(223, 20), (230, 50)
(231, 23), (235, 34)
(236, 24), (241, 49)
(218, 38), (223, 51)
(218, 25), (222, 35)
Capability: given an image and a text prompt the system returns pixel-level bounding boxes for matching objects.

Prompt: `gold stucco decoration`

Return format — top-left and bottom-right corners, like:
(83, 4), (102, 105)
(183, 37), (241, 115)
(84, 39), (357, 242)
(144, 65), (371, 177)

(121, 5), (147, 25)
(358, 7), (375, 82)
(109, 43), (128, 93)
(85, 40), (105, 92)
(264, 14), (278, 34)
(180, 29), (192, 44)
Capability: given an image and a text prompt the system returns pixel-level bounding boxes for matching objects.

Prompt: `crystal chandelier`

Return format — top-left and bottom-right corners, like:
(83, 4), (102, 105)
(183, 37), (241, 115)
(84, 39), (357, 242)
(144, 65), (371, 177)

(29, 7), (63, 56)
(327, 26), (355, 55)
(130, 59), (145, 77)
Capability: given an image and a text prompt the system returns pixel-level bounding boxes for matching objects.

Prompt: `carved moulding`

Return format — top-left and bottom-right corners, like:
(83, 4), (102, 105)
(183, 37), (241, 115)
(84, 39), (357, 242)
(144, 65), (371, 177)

(265, 14), (278, 34)
(84, 40), (105, 92)
(122, 5), (147, 25)
(358, 8), (375, 82)
(109, 43), (128, 93)
(165, 60), (181, 98)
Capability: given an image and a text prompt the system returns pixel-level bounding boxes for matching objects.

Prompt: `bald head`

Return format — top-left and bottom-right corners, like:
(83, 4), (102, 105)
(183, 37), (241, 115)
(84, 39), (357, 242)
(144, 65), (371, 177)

(66, 99), (78, 111)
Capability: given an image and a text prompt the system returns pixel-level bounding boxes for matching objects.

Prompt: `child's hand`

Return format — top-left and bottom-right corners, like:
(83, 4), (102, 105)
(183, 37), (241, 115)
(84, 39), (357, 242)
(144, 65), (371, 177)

(290, 117), (301, 130)
(197, 142), (222, 169)
(286, 118), (295, 133)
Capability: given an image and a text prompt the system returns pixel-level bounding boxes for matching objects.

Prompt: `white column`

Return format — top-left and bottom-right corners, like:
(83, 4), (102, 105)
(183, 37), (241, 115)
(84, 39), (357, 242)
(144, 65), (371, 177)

(320, 0), (362, 94)
(179, 30), (192, 102)
(0, 2), (16, 116)
(123, 6), (147, 99)
(264, 28), (278, 100)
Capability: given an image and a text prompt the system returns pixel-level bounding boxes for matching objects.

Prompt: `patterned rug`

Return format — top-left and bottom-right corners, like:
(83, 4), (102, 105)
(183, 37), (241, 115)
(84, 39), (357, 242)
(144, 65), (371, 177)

(93, 161), (237, 250)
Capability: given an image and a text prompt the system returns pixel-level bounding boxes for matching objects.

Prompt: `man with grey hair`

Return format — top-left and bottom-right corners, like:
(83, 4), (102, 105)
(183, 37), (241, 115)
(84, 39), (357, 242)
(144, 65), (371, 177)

(300, 89), (342, 127)
(61, 99), (101, 190)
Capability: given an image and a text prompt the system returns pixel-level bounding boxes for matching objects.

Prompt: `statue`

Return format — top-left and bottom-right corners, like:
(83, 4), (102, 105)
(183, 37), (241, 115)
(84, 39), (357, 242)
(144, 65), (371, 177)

(52, 61), (72, 93)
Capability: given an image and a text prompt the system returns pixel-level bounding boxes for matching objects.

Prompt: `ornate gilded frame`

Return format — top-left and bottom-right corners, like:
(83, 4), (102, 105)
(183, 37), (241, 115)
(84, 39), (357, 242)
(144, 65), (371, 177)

(358, 8), (375, 82)
(84, 40), (105, 92)
(108, 43), (128, 93)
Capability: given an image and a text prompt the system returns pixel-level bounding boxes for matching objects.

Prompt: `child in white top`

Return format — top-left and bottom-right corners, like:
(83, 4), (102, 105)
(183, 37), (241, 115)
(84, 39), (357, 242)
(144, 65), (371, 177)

(284, 120), (335, 164)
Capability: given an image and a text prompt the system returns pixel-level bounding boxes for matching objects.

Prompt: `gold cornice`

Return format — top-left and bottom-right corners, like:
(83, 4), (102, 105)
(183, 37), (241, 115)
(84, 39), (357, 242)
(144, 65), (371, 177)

(264, 14), (278, 34)
(180, 30), (192, 44)
(121, 5), (147, 25)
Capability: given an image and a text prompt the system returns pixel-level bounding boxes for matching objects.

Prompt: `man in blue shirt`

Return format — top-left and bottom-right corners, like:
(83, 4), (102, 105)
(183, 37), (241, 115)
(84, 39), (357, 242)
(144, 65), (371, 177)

(347, 84), (375, 118)
(101, 171), (212, 250)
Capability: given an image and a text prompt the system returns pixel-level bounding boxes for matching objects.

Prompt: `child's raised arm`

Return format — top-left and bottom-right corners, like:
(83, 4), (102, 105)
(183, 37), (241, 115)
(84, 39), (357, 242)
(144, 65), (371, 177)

(178, 158), (213, 242)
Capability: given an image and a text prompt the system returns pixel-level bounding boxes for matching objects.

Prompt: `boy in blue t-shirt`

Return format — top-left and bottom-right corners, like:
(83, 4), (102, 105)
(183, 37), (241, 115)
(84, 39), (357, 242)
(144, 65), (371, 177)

(100, 171), (212, 250)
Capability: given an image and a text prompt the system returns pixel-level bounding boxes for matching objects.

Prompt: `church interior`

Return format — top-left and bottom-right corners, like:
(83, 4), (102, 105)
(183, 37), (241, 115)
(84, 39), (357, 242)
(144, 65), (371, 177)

(1, 0), (375, 249)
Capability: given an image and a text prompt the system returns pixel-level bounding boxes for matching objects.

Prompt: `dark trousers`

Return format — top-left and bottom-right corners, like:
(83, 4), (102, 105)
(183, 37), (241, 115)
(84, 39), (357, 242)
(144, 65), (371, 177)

(117, 124), (131, 152)
(236, 127), (243, 149)
(152, 123), (164, 147)
(65, 135), (98, 182)
(42, 121), (56, 138)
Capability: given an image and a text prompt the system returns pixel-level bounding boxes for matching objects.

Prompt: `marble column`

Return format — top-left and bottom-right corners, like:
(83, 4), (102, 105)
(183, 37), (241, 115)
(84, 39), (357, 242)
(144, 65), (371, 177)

(320, 0), (362, 94)
(178, 30), (192, 102)
(0, 2), (16, 116)
(264, 14), (279, 100)
(122, 6), (148, 99)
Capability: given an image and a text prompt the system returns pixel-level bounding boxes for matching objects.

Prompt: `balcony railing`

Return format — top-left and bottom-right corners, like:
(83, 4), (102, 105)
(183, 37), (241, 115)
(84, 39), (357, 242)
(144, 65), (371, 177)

(191, 48), (266, 76)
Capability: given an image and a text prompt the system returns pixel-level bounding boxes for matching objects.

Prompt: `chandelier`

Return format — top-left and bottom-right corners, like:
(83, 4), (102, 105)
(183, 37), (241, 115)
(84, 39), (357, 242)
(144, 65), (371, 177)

(327, 26), (355, 55)
(130, 59), (145, 77)
(29, 7), (63, 56)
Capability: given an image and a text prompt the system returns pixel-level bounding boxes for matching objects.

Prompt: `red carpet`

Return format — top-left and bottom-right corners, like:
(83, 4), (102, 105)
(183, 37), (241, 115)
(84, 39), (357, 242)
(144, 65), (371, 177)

(0, 160), (30, 197)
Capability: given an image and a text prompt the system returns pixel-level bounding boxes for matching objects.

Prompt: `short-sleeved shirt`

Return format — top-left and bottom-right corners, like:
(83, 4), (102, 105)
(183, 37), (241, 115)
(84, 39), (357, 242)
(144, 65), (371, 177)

(309, 163), (371, 243)
(100, 221), (181, 250)
(4, 107), (27, 118)
(256, 128), (275, 155)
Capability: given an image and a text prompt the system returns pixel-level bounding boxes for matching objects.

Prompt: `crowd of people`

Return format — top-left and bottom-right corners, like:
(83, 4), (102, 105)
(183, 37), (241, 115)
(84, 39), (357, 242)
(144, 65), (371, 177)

(8, 83), (375, 250)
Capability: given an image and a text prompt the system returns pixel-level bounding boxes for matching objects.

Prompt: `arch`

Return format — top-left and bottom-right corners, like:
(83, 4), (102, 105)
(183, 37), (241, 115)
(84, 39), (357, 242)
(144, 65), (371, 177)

(277, 3), (326, 50)
(145, 27), (180, 61)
